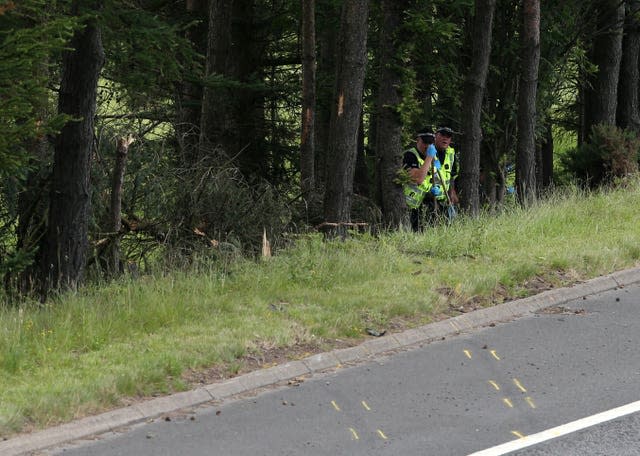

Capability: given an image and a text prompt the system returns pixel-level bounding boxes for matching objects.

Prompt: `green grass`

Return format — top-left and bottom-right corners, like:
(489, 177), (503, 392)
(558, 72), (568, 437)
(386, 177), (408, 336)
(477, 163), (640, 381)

(2, 180), (640, 436)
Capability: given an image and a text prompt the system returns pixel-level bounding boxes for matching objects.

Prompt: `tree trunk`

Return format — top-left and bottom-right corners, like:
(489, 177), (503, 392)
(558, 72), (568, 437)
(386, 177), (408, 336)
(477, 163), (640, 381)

(41, 0), (104, 295)
(314, 1), (340, 193)
(459, 0), (496, 216)
(376, 0), (410, 228)
(106, 136), (133, 275)
(174, 0), (208, 166)
(199, 0), (234, 154)
(617, 0), (640, 133)
(354, 114), (369, 197)
(516, 0), (541, 206)
(583, 0), (625, 135)
(300, 0), (316, 196)
(323, 0), (370, 233)
(200, 0), (266, 180)
(232, 0), (268, 179)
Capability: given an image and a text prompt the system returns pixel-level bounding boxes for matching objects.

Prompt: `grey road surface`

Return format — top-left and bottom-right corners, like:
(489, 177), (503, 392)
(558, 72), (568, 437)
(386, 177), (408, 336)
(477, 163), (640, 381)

(41, 280), (640, 456)
(511, 411), (640, 455)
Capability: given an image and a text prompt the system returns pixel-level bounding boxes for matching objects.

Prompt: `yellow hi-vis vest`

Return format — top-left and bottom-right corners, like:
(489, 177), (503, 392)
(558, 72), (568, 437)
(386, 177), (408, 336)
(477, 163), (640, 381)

(403, 146), (456, 208)
(403, 148), (429, 209)
(428, 146), (456, 202)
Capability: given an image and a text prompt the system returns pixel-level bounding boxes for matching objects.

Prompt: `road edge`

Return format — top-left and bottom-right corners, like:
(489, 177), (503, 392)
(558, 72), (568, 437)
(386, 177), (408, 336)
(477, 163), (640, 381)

(2, 266), (640, 455)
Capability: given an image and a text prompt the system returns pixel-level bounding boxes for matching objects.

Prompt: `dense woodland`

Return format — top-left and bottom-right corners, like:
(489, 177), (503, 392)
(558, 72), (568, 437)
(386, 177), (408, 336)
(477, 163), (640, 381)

(1, 0), (640, 299)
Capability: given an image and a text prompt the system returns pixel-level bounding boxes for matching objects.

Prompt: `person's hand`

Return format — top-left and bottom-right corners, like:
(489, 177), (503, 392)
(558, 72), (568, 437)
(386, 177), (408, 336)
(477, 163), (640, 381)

(431, 186), (442, 196)
(433, 159), (441, 170)
(426, 144), (437, 158)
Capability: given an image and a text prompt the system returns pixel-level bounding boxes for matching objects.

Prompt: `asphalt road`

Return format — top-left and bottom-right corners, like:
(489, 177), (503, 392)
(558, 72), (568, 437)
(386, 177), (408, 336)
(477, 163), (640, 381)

(510, 411), (640, 455)
(39, 278), (640, 456)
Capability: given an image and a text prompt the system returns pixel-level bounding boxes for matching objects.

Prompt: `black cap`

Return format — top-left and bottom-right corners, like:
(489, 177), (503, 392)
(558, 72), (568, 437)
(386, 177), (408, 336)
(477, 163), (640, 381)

(436, 126), (455, 136)
(416, 128), (435, 142)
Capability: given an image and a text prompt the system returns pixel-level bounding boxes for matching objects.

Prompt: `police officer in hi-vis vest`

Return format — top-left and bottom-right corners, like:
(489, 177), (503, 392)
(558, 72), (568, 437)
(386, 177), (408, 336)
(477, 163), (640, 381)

(403, 126), (459, 230)
(402, 128), (437, 231)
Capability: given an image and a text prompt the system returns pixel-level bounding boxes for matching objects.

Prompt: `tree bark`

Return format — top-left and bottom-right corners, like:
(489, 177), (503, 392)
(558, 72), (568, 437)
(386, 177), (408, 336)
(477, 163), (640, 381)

(354, 114), (369, 197)
(200, 0), (266, 179)
(459, 0), (496, 217)
(617, 0), (640, 133)
(107, 136), (134, 274)
(199, 0), (234, 153)
(41, 0), (104, 294)
(323, 0), (370, 233)
(583, 0), (625, 135)
(231, 0), (268, 179)
(300, 0), (316, 196)
(376, 0), (410, 228)
(314, 1), (340, 192)
(174, 0), (208, 166)
(516, 0), (541, 206)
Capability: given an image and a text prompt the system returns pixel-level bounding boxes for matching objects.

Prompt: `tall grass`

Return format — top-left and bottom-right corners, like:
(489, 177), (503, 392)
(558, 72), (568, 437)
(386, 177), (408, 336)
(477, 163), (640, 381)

(1, 181), (640, 436)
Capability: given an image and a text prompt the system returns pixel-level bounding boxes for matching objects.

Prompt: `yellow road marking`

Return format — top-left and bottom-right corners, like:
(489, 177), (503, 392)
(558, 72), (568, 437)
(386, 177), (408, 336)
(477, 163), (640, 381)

(511, 430), (526, 439)
(513, 378), (527, 392)
(349, 428), (359, 440)
(377, 429), (388, 440)
(464, 349), (472, 359)
(331, 400), (341, 411)
(361, 401), (371, 411)
(525, 397), (537, 409)
(488, 380), (501, 391)
(502, 398), (514, 408)
(490, 350), (501, 360)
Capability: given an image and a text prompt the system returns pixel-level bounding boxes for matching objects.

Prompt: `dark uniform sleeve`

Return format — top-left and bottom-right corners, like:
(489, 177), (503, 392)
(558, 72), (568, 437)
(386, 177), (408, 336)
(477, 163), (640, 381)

(403, 149), (419, 170)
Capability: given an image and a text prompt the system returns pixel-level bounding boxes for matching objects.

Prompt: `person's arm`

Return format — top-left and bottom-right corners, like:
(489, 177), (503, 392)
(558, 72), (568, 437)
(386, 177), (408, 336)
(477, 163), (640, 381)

(408, 144), (437, 184)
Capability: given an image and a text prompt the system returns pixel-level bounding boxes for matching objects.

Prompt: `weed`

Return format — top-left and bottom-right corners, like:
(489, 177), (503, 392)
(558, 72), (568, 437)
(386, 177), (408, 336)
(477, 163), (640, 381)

(1, 179), (640, 436)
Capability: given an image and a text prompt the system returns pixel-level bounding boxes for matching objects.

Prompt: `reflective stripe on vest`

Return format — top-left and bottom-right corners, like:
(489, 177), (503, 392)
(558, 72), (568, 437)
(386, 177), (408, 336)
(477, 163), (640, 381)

(426, 147), (455, 201)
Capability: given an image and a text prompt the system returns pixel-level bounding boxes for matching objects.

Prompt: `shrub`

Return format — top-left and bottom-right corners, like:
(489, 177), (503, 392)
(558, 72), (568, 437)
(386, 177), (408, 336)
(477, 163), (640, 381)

(561, 124), (640, 188)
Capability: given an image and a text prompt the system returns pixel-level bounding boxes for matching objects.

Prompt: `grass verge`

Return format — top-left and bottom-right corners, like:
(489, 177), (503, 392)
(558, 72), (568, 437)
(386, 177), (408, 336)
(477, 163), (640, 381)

(1, 181), (640, 436)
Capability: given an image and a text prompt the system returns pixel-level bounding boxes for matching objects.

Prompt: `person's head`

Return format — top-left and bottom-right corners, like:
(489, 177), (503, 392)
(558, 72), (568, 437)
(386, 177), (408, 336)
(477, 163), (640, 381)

(435, 126), (454, 151)
(416, 128), (435, 153)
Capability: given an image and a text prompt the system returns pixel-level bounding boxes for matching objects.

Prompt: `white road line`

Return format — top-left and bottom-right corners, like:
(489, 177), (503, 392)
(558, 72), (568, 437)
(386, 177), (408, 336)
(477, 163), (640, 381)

(467, 399), (640, 456)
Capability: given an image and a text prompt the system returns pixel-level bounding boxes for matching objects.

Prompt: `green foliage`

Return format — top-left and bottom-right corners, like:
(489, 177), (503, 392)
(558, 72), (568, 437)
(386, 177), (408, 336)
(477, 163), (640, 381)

(401, 0), (471, 131)
(101, 3), (203, 109)
(0, 0), (636, 307)
(560, 124), (640, 188)
(394, 166), (413, 187)
(3, 181), (640, 435)
(0, 1), (76, 178)
(0, 1), (80, 290)
(540, 2), (595, 134)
